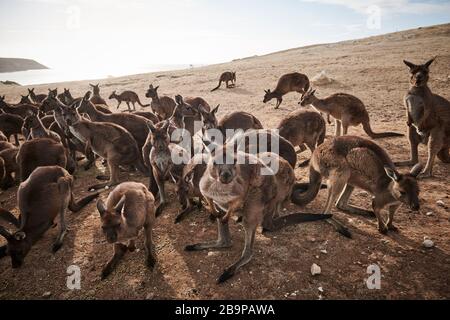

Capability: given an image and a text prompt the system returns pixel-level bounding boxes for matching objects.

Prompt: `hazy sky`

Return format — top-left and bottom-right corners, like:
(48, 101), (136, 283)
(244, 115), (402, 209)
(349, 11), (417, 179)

(0, 0), (449, 70)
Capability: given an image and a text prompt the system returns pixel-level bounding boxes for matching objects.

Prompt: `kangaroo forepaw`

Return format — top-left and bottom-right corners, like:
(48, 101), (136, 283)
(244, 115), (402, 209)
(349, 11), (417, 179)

(185, 244), (201, 251)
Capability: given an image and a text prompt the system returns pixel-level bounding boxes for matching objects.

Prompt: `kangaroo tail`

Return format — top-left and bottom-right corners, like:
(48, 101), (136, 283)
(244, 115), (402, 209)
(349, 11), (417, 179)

(210, 81), (222, 92)
(0, 208), (20, 228)
(69, 191), (100, 212)
(137, 97), (150, 108)
(291, 166), (322, 206)
(267, 213), (332, 231)
(362, 120), (404, 139)
(298, 159), (311, 167)
(437, 148), (450, 163)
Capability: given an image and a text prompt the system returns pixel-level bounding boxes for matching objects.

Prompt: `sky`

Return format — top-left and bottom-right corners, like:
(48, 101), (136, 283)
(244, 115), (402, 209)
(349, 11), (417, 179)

(0, 0), (449, 71)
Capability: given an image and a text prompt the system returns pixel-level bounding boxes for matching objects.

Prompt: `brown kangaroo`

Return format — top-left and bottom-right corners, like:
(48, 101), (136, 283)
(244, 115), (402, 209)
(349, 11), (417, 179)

(131, 111), (159, 123)
(89, 83), (108, 106)
(0, 113), (24, 145)
(277, 109), (326, 164)
(394, 58), (450, 178)
(96, 182), (156, 279)
(16, 138), (75, 181)
(28, 88), (47, 104)
(263, 72), (310, 109)
(292, 136), (421, 236)
(0, 141), (15, 152)
(211, 71), (236, 92)
(58, 103), (149, 190)
(186, 149), (331, 283)
(42, 95), (96, 171)
(0, 166), (99, 268)
(0, 147), (19, 190)
(78, 92), (150, 150)
(300, 89), (404, 139)
(19, 94), (33, 105)
(109, 90), (149, 112)
(146, 121), (190, 216)
(57, 88), (82, 106)
(22, 113), (61, 142)
(145, 84), (176, 120)
(0, 96), (39, 118)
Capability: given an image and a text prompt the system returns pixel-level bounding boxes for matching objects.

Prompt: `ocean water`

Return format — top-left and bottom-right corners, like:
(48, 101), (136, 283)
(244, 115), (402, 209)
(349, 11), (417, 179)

(0, 64), (198, 86)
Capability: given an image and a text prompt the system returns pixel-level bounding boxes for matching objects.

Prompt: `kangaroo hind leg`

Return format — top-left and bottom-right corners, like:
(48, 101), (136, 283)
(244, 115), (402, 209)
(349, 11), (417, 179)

(336, 185), (375, 217)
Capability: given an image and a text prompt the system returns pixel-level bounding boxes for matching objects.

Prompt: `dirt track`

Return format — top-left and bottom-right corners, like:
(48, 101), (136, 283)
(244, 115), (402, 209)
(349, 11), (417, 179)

(0, 24), (449, 300)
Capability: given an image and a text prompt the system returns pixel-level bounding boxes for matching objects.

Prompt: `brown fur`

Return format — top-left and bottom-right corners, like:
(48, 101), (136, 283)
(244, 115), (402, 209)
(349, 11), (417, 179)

(0, 166), (99, 268)
(109, 90), (149, 112)
(0, 96), (39, 118)
(22, 113), (61, 142)
(185, 150), (330, 283)
(145, 84), (176, 120)
(89, 83), (108, 105)
(395, 58), (450, 177)
(263, 72), (310, 109)
(0, 147), (19, 190)
(277, 109), (326, 161)
(58, 103), (149, 190)
(16, 138), (74, 181)
(27, 88), (47, 104)
(211, 71), (236, 92)
(292, 136), (421, 235)
(300, 89), (404, 139)
(0, 113), (24, 145)
(96, 182), (156, 279)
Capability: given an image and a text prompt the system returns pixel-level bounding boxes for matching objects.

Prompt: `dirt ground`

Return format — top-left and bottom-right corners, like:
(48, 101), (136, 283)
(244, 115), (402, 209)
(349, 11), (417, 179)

(0, 24), (449, 300)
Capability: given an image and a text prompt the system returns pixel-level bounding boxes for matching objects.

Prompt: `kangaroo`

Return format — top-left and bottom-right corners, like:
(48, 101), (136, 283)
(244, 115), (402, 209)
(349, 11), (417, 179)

(0, 131), (7, 141)
(22, 113), (61, 142)
(43, 95), (96, 171)
(300, 89), (404, 139)
(19, 94), (33, 105)
(0, 96), (39, 118)
(277, 109), (326, 163)
(89, 83), (108, 105)
(200, 108), (263, 137)
(263, 72), (310, 109)
(210, 71), (236, 92)
(131, 111), (159, 123)
(78, 92), (150, 150)
(174, 153), (209, 224)
(16, 138), (75, 181)
(0, 147), (19, 190)
(186, 149), (331, 283)
(145, 84), (176, 120)
(0, 113), (24, 145)
(96, 182), (156, 279)
(172, 95), (202, 137)
(109, 90), (149, 112)
(395, 58), (450, 178)
(58, 103), (149, 190)
(0, 141), (15, 152)
(292, 136), (421, 235)
(185, 97), (211, 112)
(58, 88), (81, 106)
(0, 166), (99, 268)
(27, 88), (47, 104)
(146, 121), (190, 216)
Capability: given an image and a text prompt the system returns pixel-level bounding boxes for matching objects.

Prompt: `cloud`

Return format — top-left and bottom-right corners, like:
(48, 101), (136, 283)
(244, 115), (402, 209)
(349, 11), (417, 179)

(301, 0), (450, 15)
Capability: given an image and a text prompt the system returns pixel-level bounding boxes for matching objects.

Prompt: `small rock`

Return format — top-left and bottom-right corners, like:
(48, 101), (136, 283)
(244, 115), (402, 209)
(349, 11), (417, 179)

(104, 186), (110, 190)
(42, 291), (52, 298)
(311, 263), (321, 276)
(426, 212), (434, 217)
(207, 251), (219, 257)
(318, 287), (324, 293)
(320, 249), (327, 254)
(423, 239), (435, 248)
(89, 189), (95, 192)
(436, 200), (446, 208)
(145, 293), (155, 300)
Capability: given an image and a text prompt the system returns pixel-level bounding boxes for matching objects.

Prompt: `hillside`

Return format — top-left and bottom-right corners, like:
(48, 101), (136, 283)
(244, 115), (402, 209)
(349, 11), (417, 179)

(0, 23), (449, 300)
(0, 57), (48, 73)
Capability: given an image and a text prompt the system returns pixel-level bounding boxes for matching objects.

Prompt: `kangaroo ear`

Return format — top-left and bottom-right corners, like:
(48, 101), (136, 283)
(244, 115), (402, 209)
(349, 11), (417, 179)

(155, 86), (159, 91)
(162, 120), (170, 132)
(83, 91), (92, 101)
(424, 58), (435, 69)
(384, 166), (400, 182)
(409, 163), (423, 178)
(0, 226), (12, 241)
(89, 84), (94, 88)
(114, 195), (126, 214)
(175, 95), (183, 105)
(212, 104), (220, 114)
(96, 199), (107, 217)
(403, 60), (416, 70)
(14, 231), (26, 241)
